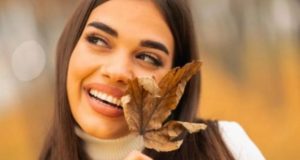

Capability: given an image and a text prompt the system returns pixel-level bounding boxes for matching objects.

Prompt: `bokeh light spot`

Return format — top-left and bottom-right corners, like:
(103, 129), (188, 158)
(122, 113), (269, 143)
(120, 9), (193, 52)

(11, 40), (46, 81)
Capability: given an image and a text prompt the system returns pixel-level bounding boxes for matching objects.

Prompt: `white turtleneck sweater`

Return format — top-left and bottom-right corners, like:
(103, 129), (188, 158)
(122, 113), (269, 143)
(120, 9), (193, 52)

(75, 121), (265, 160)
(75, 127), (144, 160)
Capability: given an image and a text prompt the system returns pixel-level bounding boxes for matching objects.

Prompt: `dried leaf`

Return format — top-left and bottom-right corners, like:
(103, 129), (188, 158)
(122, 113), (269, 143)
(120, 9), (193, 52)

(144, 121), (207, 152)
(121, 61), (207, 152)
(144, 61), (202, 131)
(138, 76), (161, 97)
(122, 79), (144, 132)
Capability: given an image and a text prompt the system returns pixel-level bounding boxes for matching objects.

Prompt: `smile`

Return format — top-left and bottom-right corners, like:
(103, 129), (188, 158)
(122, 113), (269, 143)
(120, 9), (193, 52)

(88, 89), (122, 110)
(84, 83), (125, 117)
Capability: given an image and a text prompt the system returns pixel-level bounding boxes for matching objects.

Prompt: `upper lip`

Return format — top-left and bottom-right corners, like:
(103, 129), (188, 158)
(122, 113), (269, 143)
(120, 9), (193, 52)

(84, 83), (125, 99)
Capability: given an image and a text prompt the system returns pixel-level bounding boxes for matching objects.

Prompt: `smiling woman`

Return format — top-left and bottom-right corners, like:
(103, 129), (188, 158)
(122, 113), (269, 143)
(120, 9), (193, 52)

(39, 0), (265, 160)
(67, 0), (174, 140)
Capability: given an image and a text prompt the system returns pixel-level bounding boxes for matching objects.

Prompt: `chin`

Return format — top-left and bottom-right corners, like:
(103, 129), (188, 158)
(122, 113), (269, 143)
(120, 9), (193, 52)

(77, 113), (130, 139)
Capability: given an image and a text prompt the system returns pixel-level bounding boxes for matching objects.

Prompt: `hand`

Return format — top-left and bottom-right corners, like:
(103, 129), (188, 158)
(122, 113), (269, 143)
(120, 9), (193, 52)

(124, 150), (152, 160)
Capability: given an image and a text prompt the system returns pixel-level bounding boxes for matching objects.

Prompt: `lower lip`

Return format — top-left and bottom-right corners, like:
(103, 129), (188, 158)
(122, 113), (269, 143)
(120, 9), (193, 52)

(84, 90), (123, 117)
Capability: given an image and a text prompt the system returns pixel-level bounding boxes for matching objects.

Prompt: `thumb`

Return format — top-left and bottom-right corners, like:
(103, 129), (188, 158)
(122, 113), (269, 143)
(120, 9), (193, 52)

(124, 150), (152, 160)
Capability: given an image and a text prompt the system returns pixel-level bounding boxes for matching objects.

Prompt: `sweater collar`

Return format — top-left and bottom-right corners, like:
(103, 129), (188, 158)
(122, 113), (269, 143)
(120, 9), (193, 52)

(75, 127), (144, 160)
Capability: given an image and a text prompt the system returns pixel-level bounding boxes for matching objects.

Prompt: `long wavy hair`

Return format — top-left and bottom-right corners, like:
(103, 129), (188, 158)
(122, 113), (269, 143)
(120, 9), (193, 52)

(40, 0), (234, 159)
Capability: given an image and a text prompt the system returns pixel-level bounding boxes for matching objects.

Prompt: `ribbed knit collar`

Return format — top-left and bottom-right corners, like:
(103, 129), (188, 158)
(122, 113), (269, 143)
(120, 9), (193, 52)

(75, 127), (144, 160)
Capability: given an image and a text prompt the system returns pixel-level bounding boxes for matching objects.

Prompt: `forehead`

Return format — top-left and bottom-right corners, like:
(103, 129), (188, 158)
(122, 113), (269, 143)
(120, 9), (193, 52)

(86, 0), (174, 53)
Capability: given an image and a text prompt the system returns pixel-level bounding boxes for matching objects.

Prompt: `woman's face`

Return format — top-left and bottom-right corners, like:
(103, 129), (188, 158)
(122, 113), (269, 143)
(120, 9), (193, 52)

(67, 0), (174, 139)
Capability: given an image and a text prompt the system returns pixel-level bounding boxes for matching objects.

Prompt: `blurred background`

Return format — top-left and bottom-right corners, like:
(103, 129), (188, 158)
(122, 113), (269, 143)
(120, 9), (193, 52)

(0, 0), (299, 159)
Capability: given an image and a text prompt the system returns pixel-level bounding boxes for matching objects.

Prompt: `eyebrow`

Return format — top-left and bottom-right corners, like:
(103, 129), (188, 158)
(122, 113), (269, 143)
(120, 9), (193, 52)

(140, 40), (169, 55)
(87, 21), (169, 55)
(87, 21), (118, 37)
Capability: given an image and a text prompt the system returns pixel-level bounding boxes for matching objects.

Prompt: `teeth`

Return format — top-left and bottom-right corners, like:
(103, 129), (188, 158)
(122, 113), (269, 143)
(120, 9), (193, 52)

(89, 89), (121, 106)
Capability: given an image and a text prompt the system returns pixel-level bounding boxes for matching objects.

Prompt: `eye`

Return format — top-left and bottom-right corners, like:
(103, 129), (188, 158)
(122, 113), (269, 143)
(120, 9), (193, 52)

(86, 35), (109, 48)
(136, 53), (163, 67)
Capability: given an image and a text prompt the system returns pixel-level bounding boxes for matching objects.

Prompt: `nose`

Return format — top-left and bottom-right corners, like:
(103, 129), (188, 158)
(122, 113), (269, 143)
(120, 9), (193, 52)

(100, 55), (134, 85)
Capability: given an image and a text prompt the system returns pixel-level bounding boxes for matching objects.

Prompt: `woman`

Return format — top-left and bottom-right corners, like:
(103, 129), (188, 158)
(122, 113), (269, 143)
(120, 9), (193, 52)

(40, 0), (265, 159)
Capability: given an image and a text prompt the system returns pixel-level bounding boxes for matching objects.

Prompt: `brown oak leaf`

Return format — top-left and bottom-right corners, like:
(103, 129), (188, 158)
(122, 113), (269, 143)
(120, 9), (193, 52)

(121, 61), (207, 152)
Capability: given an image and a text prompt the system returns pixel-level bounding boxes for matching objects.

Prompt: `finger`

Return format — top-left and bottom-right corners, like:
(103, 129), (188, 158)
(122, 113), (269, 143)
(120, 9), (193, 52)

(124, 150), (152, 160)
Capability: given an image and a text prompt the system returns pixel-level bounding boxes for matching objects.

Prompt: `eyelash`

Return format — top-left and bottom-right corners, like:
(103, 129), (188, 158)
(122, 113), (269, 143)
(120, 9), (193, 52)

(136, 53), (163, 67)
(86, 34), (163, 67)
(86, 35), (109, 48)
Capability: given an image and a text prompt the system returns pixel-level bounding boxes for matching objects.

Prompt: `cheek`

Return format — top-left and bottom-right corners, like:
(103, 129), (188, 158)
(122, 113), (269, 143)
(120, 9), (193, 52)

(156, 60), (173, 82)
(156, 69), (171, 82)
(67, 48), (101, 119)
(68, 46), (98, 84)
(135, 68), (171, 83)
(67, 47), (98, 105)
(68, 53), (86, 82)
(134, 53), (173, 82)
(67, 52), (84, 105)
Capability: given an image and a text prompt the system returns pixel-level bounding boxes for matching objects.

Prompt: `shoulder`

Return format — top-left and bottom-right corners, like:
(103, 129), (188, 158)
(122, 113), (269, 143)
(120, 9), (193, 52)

(217, 121), (266, 160)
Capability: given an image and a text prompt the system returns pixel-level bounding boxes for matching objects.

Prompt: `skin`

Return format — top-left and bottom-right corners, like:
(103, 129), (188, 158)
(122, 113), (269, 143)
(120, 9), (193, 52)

(67, 0), (174, 143)
(124, 150), (153, 160)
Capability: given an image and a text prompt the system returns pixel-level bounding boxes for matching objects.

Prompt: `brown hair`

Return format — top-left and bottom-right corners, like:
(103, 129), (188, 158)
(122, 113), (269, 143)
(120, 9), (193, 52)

(40, 0), (234, 159)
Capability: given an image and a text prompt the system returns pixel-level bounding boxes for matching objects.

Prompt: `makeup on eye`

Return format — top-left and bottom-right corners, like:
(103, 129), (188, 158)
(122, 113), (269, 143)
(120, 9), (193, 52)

(85, 34), (164, 67)
(135, 52), (163, 67)
(86, 34), (110, 48)
(83, 23), (167, 68)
